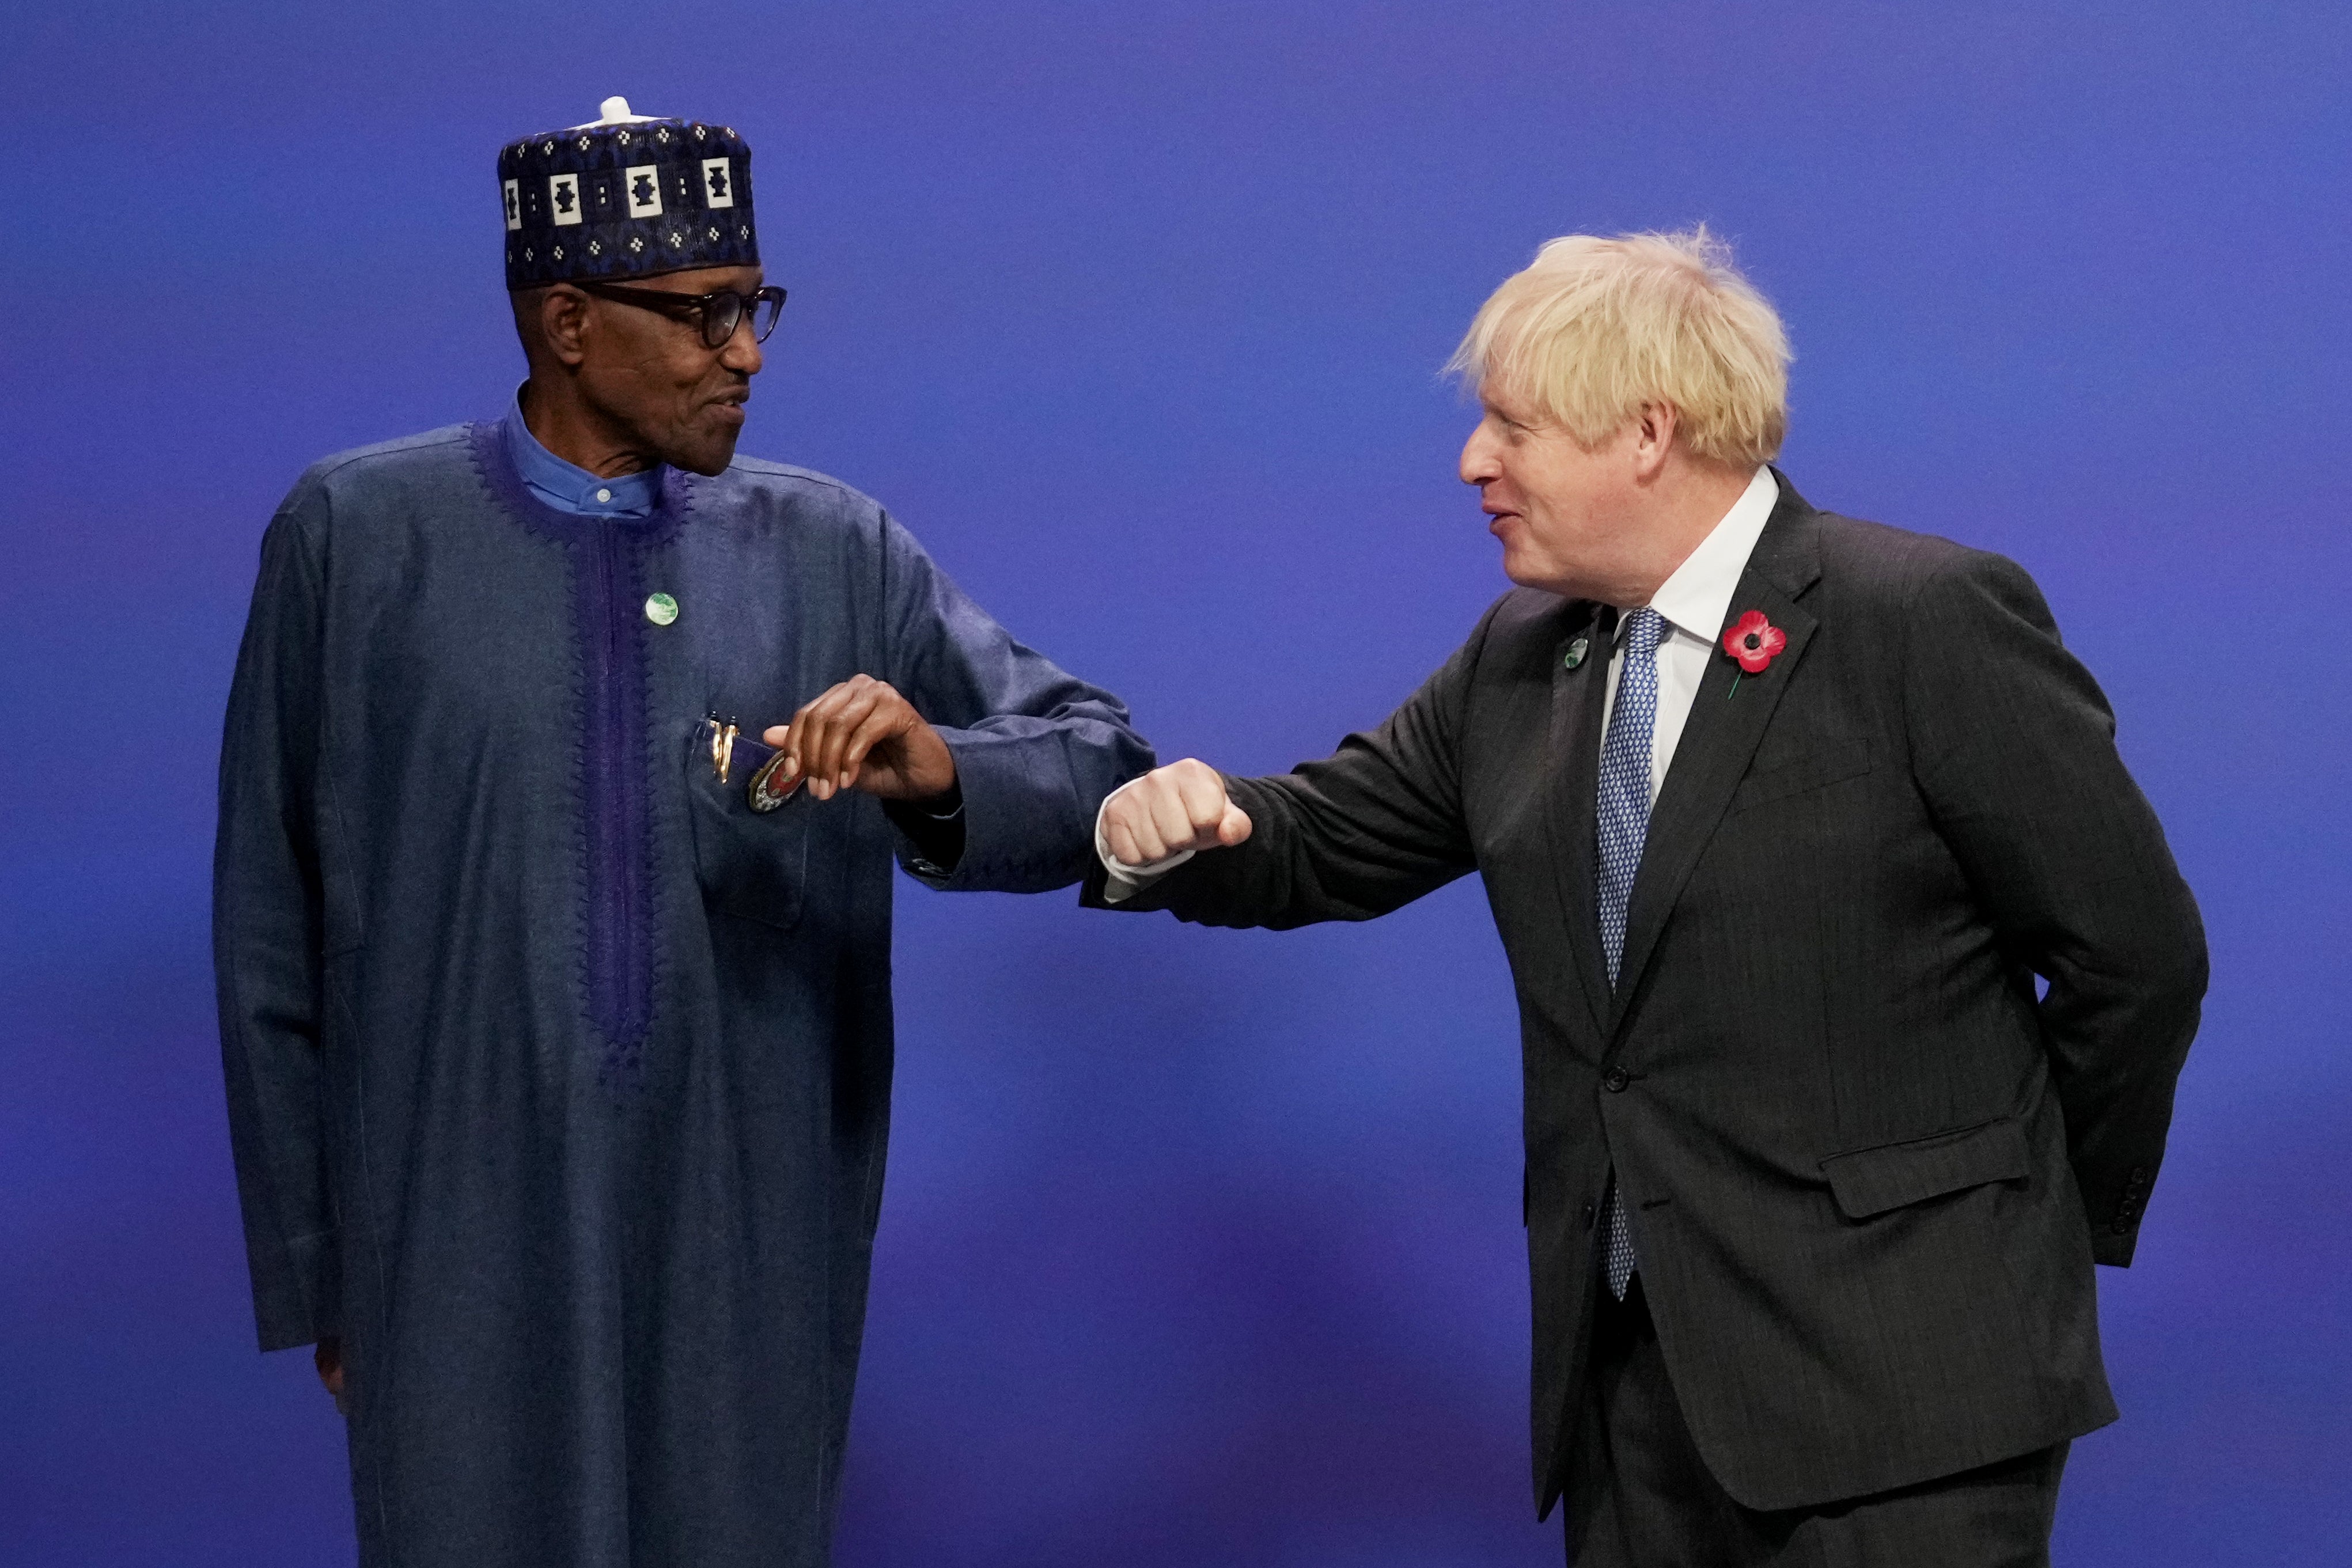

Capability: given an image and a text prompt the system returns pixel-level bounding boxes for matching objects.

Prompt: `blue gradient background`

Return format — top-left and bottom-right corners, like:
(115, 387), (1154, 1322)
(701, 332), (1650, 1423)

(5, 3), (2347, 1563)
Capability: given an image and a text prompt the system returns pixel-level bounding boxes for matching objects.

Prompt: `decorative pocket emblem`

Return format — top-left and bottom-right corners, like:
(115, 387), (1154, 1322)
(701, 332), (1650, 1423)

(747, 749), (800, 813)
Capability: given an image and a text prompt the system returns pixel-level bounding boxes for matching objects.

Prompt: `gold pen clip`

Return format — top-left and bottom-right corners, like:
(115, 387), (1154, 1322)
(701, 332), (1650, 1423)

(709, 715), (740, 783)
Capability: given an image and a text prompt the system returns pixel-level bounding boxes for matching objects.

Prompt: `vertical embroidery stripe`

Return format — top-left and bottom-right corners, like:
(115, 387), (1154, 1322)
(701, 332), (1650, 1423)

(577, 521), (655, 1082)
(466, 423), (688, 1089)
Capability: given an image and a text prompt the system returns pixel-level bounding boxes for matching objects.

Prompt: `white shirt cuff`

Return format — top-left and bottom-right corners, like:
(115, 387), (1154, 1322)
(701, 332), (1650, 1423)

(1094, 777), (1194, 904)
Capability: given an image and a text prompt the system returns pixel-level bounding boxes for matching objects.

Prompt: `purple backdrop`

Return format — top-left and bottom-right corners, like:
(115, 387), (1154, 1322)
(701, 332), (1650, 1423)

(5, 3), (2347, 1562)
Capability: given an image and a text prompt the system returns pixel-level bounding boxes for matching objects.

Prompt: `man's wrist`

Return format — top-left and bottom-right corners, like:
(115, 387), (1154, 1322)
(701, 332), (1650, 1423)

(906, 779), (963, 820)
(885, 778), (966, 878)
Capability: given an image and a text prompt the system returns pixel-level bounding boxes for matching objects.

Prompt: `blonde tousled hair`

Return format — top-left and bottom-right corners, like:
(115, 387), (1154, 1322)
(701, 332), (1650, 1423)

(1447, 225), (1792, 467)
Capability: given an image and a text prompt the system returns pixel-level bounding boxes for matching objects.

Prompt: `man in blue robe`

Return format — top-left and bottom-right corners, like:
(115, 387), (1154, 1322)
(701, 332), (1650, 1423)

(214, 98), (1153, 1566)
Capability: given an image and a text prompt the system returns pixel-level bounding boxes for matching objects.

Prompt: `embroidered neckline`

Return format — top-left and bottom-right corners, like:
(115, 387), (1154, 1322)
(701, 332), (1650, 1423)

(464, 421), (698, 1086)
(464, 420), (698, 544)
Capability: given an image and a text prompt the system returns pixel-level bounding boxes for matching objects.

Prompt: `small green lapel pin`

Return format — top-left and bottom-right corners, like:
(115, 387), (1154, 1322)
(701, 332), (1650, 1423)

(1563, 636), (1590, 671)
(644, 592), (680, 626)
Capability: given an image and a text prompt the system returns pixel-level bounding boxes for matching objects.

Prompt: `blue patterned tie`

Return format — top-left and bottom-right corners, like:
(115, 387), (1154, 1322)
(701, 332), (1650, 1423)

(1596, 607), (1664, 1300)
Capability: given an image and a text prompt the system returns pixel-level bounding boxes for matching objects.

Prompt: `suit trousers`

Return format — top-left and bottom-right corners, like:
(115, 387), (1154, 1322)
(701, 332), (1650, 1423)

(1565, 1277), (2069, 1568)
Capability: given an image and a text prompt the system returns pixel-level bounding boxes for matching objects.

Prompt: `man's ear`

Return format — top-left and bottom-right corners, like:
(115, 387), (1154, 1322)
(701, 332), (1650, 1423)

(539, 285), (592, 368)
(1631, 402), (1680, 482)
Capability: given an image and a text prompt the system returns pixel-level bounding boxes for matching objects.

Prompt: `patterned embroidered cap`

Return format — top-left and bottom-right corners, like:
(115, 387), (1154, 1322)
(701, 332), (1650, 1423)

(498, 96), (758, 290)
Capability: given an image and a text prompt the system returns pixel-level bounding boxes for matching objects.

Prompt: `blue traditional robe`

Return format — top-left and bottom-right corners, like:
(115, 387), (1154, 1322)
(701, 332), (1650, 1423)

(214, 417), (1153, 1566)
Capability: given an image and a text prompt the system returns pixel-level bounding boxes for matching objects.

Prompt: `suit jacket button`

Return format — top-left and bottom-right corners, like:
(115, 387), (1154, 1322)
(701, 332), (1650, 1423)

(1581, 1202), (1596, 1229)
(1603, 1070), (1630, 1093)
(2111, 1219), (2133, 1234)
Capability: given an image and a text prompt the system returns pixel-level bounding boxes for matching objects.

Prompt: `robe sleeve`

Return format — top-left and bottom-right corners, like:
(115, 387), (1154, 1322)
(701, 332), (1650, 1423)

(213, 495), (340, 1351)
(875, 512), (1155, 892)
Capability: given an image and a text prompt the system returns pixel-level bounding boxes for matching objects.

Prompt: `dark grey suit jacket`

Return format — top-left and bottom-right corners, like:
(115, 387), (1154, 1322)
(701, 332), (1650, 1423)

(1086, 474), (2206, 1515)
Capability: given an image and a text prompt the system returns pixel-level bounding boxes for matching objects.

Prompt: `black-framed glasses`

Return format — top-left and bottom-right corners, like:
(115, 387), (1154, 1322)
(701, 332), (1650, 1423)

(576, 281), (787, 349)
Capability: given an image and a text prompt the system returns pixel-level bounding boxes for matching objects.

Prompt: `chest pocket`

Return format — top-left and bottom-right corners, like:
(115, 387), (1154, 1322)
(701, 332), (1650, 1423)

(1728, 735), (1872, 815)
(683, 721), (809, 930)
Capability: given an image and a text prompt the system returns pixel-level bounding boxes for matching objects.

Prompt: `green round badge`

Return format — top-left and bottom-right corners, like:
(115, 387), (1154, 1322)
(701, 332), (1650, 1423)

(644, 592), (679, 626)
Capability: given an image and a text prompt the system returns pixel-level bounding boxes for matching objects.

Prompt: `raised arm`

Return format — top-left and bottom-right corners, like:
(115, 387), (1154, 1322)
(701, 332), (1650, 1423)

(1087, 609), (1493, 930)
(876, 513), (1155, 891)
(1905, 550), (2207, 1264)
(755, 515), (1152, 888)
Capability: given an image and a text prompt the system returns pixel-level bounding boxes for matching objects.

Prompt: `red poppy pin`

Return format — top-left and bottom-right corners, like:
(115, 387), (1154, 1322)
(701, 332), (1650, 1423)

(1721, 609), (1786, 695)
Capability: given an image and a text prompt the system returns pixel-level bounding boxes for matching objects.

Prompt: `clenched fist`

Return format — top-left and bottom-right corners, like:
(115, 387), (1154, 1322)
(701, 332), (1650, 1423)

(1101, 759), (1253, 867)
(761, 675), (957, 803)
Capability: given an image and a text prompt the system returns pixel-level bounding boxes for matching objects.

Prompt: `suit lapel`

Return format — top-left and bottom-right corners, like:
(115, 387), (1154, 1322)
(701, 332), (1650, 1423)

(1607, 483), (1824, 1031)
(1542, 602), (1615, 1039)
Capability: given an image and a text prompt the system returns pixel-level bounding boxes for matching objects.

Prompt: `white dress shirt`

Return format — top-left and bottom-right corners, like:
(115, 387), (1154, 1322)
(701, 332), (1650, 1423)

(1099, 465), (1781, 900)
(1599, 464), (1780, 804)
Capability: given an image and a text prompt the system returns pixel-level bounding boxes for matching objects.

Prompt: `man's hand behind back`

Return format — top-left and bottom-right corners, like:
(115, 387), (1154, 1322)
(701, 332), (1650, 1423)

(1101, 759), (1253, 868)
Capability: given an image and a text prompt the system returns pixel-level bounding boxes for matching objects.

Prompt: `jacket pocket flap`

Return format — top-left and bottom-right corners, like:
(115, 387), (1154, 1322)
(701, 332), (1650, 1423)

(1729, 737), (1872, 813)
(1821, 1116), (2031, 1219)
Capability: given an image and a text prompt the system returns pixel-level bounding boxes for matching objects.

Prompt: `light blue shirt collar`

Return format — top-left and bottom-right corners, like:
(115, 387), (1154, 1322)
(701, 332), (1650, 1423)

(502, 391), (666, 518)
